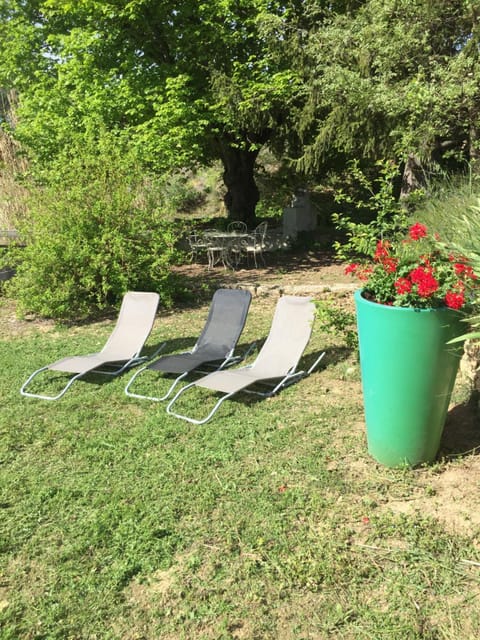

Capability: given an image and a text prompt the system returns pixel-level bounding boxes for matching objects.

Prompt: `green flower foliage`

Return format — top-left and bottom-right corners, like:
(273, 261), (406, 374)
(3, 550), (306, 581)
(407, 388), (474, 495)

(346, 223), (479, 310)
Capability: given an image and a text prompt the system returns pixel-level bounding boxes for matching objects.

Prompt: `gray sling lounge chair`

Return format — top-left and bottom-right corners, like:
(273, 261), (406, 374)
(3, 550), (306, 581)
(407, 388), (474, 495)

(166, 295), (325, 424)
(20, 291), (160, 400)
(124, 288), (252, 402)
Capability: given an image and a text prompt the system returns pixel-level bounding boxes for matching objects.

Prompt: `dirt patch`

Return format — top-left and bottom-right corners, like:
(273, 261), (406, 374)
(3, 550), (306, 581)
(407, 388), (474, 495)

(173, 248), (353, 294)
(389, 462), (480, 536)
(0, 299), (55, 338)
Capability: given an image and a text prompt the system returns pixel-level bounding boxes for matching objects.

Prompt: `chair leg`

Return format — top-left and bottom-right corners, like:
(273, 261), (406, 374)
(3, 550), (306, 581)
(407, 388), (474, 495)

(208, 248), (224, 269)
(166, 383), (236, 424)
(125, 368), (189, 401)
(245, 251), (257, 269)
(307, 352), (326, 374)
(20, 367), (85, 400)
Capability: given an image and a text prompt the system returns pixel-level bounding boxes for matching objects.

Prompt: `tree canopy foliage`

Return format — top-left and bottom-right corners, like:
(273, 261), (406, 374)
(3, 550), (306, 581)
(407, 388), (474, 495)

(0, 0), (321, 224)
(2, 1), (480, 200)
(296, 0), (480, 181)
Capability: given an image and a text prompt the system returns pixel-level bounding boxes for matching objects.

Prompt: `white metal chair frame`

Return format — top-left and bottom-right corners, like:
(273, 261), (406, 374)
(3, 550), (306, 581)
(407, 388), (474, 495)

(166, 296), (325, 424)
(20, 292), (160, 400)
(166, 353), (325, 424)
(188, 231), (209, 263)
(227, 221), (248, 233)
(206, 236), (229, 269)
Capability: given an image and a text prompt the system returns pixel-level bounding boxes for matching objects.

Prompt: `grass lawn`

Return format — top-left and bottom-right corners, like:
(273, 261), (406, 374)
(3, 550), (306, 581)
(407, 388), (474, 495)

(2, 291), (480, 639)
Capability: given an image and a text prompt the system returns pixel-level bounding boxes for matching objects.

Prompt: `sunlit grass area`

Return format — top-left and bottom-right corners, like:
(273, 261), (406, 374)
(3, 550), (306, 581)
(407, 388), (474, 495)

(2, 294), (480, 639)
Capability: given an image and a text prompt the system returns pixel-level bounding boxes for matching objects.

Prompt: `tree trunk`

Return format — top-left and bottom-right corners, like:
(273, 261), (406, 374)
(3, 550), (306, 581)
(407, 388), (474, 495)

(400, 153), (426, 201)
(220, 144), (260, 227)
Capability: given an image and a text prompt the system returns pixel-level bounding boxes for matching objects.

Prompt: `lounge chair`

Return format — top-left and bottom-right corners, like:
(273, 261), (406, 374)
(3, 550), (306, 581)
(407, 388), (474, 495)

(20, 291), (160, 400)
(124, 288), (252, 402)
(166, 295), (325, 424)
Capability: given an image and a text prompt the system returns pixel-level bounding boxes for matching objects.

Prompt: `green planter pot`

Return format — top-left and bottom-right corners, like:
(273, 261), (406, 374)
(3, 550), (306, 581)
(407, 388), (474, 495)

(354, 289), (463, 468)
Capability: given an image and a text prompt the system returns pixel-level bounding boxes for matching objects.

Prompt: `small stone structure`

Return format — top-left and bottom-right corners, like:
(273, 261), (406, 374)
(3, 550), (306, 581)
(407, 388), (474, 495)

(282, 190), (317, 240)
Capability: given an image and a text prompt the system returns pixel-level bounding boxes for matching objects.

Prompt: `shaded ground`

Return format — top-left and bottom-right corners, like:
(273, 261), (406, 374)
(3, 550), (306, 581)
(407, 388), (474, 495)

(173, 247), (352, 289)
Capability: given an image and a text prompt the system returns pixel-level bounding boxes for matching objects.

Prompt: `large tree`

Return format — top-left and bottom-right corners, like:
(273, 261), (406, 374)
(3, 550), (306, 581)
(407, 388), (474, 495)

(296, 0), (479, 187)
(0, 0), (318, 225)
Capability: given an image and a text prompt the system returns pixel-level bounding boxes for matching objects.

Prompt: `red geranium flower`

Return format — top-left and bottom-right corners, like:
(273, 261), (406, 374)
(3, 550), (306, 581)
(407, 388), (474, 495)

(383, 257), (398, 273)
(445, 291), (465, 310)
(408, 266), (439, 296)
(454, 262), (477, 280)
(394, 277), (412, 295)
(409, 222), (427, 240)
(344, 221), (478, 309)
(344, 263), (359, 275)
(419, 276), (439, 297)
(374, 239), (390, 261)
(357, 266), (373, 281)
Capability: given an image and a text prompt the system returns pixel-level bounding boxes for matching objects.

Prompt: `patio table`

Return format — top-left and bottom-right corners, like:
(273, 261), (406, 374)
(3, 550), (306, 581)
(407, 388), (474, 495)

(203, 231), (249, 269)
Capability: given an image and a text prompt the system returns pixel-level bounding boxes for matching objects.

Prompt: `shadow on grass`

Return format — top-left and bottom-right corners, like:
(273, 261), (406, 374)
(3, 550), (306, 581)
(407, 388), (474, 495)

(440, 391), (480, 458)
(175, 345), (353, 419)
(316, 345), (353, 369)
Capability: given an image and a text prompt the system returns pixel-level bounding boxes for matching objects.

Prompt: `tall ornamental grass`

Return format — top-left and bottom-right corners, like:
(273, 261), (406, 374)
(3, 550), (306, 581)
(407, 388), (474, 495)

(415, 173), (480, 338)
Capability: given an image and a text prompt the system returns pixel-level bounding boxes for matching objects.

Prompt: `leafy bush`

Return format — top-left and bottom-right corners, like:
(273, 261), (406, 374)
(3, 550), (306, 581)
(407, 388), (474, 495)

(7, 134), (180, 320)
(332, 160), (411, 260)
(315, 299), (358, 350)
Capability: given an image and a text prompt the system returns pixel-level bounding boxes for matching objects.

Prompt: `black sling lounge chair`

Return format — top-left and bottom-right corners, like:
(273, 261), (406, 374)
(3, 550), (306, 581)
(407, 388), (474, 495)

(20, 291), (160, 400)
(166, 295), (325, 424)
(124, 288), (252, 402)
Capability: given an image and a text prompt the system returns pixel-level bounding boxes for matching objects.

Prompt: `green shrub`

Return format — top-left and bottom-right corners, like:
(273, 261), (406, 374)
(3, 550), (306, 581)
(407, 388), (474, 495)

(7, 135), (180, 320)
(332, 160), (411, 260)
(315, 299), (358, 350)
